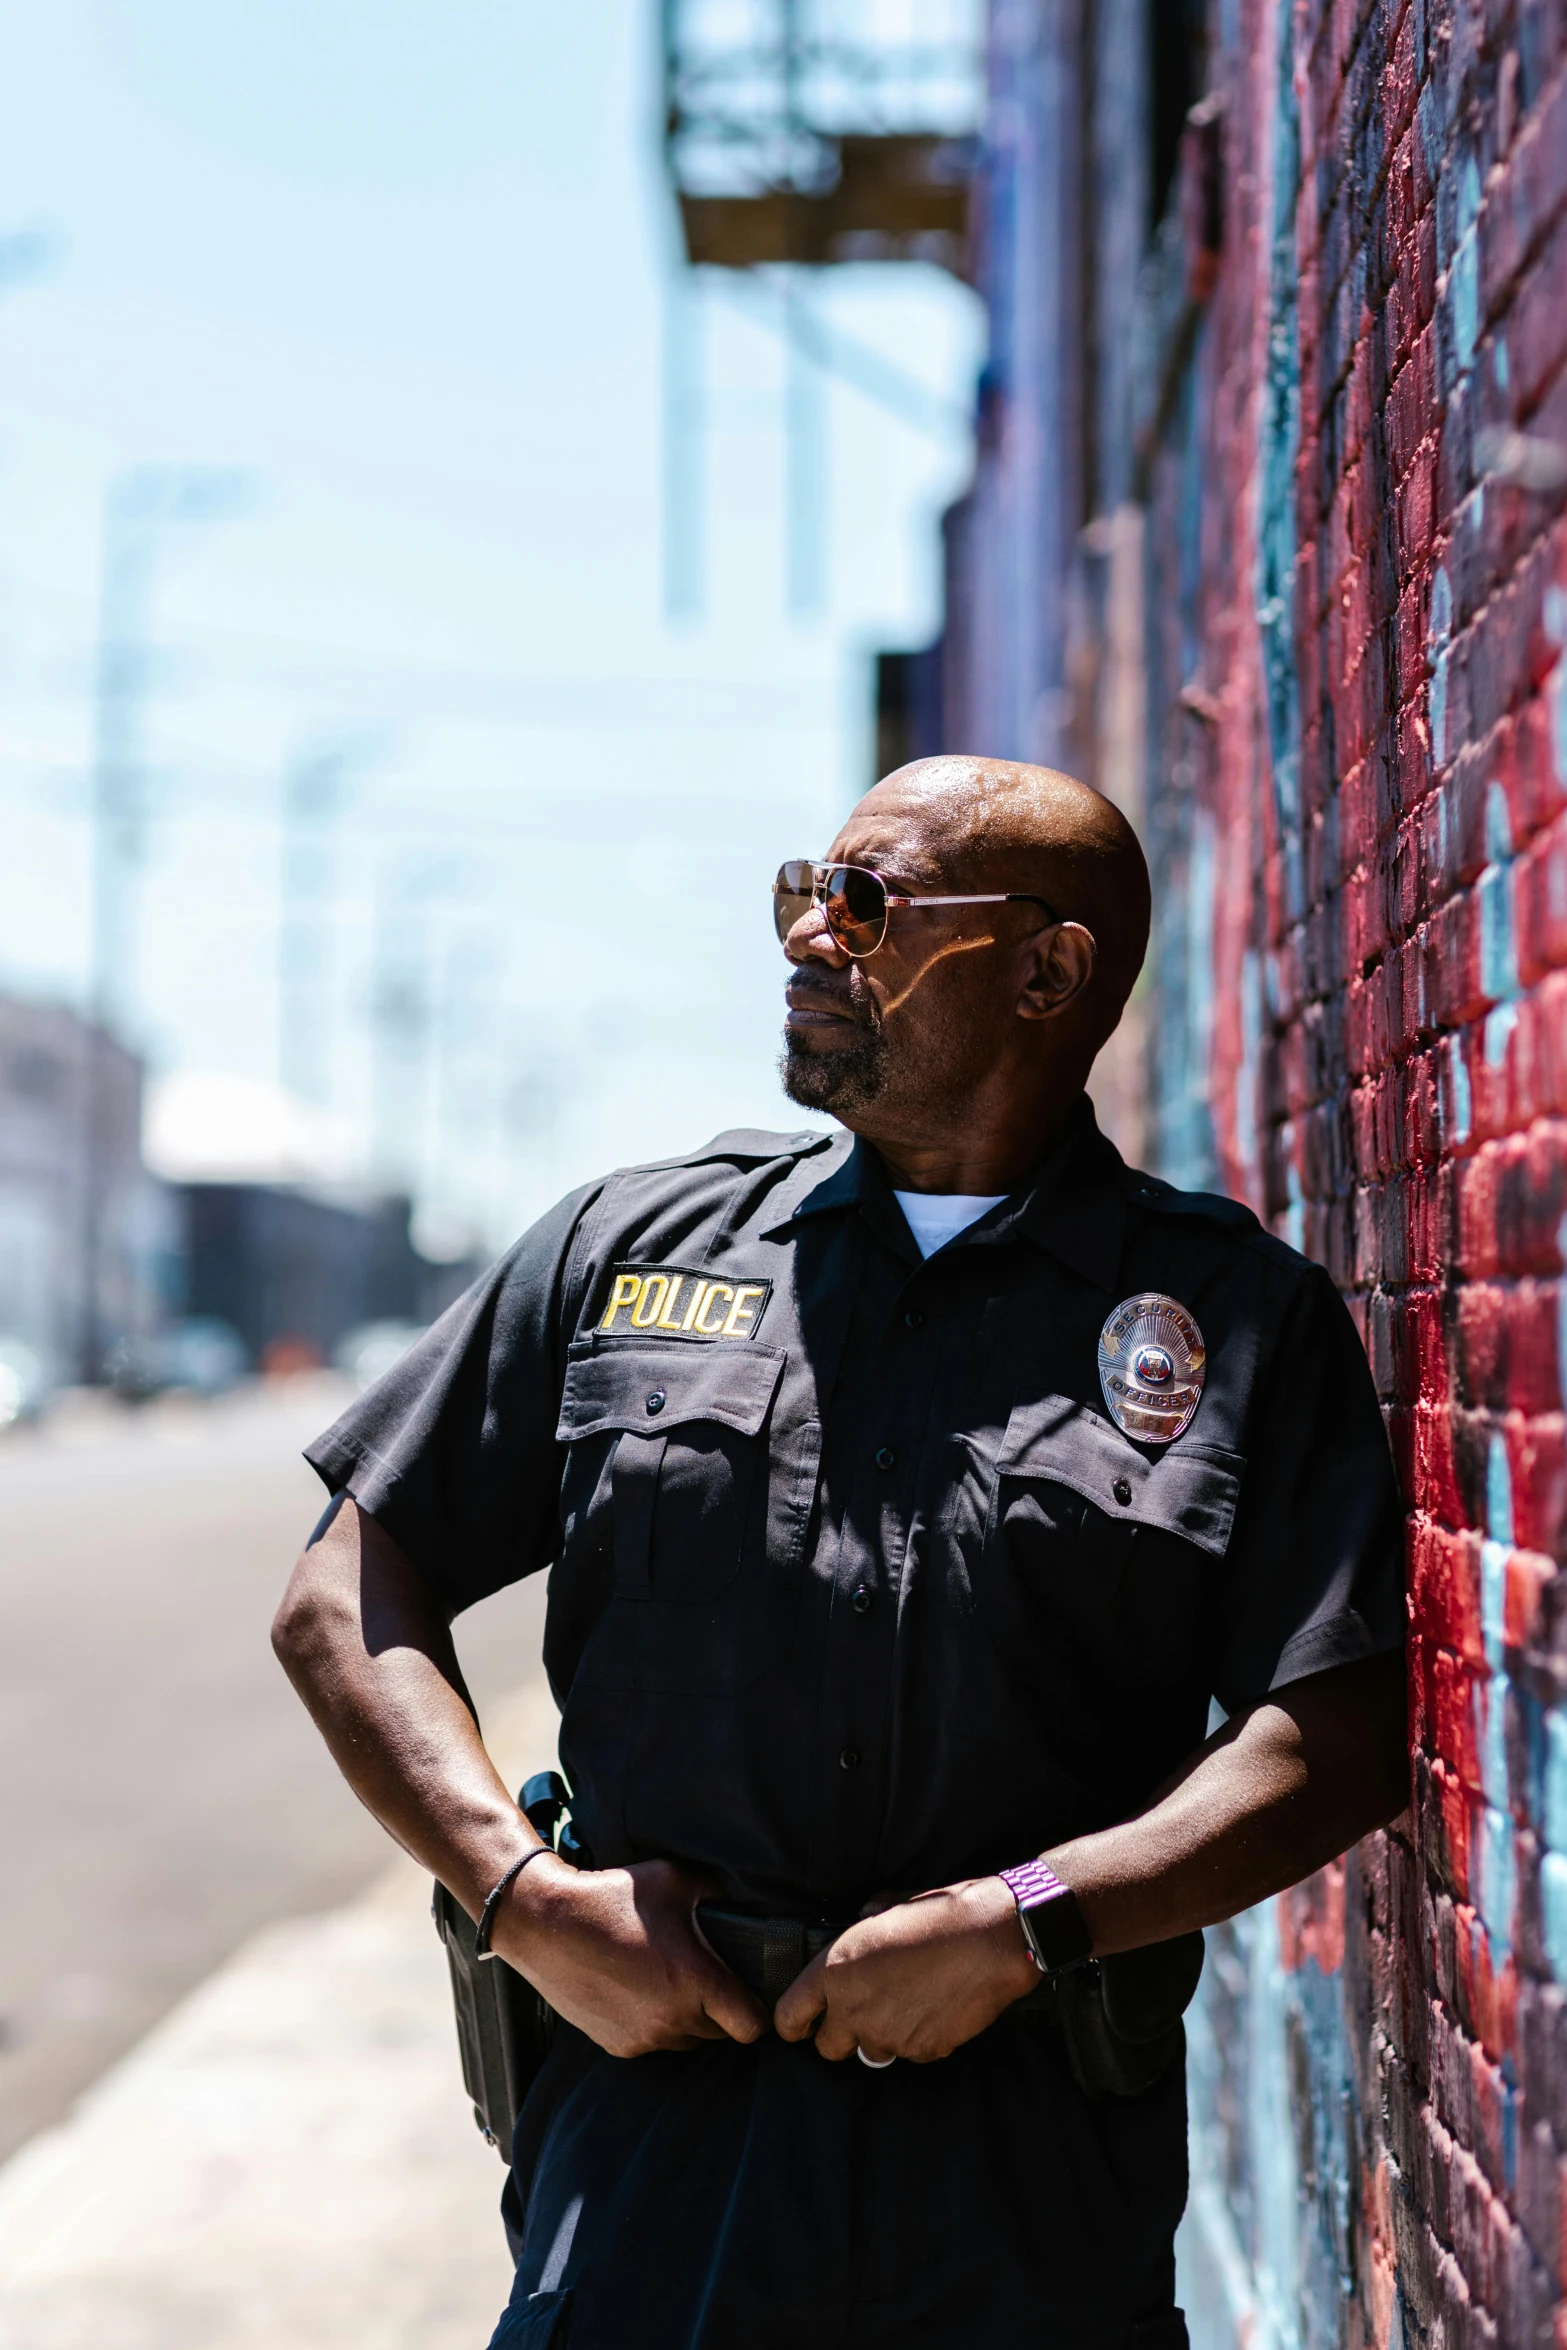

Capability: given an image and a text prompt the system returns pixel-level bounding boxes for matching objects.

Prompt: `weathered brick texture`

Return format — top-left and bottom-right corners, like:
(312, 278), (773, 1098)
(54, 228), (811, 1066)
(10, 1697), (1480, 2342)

(929, 0), (1567, 2337)
(1145, 1), (1567, 2340)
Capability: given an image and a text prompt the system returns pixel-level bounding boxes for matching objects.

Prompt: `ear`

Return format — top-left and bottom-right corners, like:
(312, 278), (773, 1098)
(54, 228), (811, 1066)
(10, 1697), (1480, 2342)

(1016, 922), (1096, 1020)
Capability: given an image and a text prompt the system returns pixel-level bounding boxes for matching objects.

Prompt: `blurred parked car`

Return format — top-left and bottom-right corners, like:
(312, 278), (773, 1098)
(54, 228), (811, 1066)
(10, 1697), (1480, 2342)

(333, 1319), (426, 1392)
(0, 1336), (49, 1428)
(161, 1317), (249, 1394)
(107, 1318), (248, 1401)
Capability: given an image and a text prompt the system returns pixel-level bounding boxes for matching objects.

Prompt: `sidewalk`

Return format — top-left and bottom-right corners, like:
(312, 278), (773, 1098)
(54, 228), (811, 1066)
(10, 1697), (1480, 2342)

(0, 1682), (561, 2350)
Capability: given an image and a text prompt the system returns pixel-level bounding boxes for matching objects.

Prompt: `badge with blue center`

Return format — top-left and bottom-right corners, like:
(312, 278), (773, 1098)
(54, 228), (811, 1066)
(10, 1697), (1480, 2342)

(1097, 1293), (1206, 1445)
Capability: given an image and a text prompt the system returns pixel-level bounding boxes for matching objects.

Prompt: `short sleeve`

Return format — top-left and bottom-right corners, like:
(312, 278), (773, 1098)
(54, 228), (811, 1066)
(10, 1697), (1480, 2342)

(302, 1182), (600, 1614)
(1210, 1264), (1406, 1715)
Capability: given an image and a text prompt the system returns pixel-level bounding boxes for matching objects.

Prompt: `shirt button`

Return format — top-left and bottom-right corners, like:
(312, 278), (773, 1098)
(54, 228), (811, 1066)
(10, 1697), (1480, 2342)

(1113, 1476), (1132, 1506)
(851, 1585), (873, 1616)
(839, 1746), (861, 1771)
(875, 1445), (898, 1471)
(903, 1308), (925, 1332)
(646, 1390), (666, 1415)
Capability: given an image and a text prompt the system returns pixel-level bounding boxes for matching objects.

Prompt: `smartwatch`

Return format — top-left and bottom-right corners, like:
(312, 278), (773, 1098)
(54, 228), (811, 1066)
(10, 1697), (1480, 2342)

(999, 1858), (1093, 1975)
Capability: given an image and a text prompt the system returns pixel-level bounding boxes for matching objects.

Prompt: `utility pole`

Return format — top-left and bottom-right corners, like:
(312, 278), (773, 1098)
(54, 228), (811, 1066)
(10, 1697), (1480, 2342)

(78, 466), (248, 1382)
(277, 737), (373, 1114)
(369, 852), (474, 1222)
(88, 487), (154, 1049)
(370, 859), (432, 1203)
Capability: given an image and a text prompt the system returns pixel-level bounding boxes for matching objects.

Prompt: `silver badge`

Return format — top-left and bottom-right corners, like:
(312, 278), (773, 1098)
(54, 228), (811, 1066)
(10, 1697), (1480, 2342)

(1097, 1293), (1206, 1445)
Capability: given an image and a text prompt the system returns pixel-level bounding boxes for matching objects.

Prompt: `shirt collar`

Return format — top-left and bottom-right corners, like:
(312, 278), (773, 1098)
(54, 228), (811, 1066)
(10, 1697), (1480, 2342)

(1011, 1103), (1128, 1291)
(762, 1095), (1129, 1292)
(755, 1130), (863, 1235)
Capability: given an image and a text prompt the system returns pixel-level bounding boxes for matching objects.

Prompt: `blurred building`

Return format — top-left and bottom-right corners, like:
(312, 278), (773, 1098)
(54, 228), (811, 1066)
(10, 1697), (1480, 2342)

(0, 1009), (484, 1391)
(0, 994), (172, 1384)
(173, 1181), (479, 1373)
(143, 1067), (483, 1374)
(872, 647), (944, 783)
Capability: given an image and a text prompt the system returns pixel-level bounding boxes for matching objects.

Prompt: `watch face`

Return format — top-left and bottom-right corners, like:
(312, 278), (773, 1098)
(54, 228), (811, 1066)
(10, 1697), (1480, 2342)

(1023, 1886), (1092, 1973)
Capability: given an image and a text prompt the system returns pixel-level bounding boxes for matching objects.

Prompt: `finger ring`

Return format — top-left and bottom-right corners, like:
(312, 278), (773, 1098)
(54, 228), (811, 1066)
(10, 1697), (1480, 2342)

(856, 2047), (896, 2069)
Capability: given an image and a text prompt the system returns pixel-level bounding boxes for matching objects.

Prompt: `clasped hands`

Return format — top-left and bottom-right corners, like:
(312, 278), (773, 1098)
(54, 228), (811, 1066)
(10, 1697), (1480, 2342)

(494, 1856), (1042, 2065)
(775, 1876), (1041, 2063)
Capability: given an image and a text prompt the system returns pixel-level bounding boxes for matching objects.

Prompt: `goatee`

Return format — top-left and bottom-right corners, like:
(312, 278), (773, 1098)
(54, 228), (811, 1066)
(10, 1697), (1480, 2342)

(780, 1026), (889, 1116)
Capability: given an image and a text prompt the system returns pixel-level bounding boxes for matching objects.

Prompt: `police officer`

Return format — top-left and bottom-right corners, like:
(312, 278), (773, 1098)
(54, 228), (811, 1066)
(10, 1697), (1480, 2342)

(274, 756), (1407, 2350)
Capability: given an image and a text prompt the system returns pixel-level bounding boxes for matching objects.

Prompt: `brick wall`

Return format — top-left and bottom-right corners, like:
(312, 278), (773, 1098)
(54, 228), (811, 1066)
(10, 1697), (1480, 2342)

(935, 2), (1567, 2340)
(1160, 4), (1567, 2342)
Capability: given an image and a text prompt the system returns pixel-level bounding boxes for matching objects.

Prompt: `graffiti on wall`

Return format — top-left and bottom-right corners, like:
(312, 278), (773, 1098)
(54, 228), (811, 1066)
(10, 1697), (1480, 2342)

(929, 0), (1567, 2333)
(1158, 0), (1567, 2343)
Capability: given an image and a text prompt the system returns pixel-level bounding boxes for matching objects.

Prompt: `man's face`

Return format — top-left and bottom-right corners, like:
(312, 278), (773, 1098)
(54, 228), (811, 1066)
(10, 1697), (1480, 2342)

(778, 797), (1035, 1131)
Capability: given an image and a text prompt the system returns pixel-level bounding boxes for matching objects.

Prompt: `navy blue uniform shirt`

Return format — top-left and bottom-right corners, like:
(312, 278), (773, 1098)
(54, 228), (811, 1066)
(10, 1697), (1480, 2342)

(305, 1097), (1404, 1917)
(304, 1097), (1405, 2350)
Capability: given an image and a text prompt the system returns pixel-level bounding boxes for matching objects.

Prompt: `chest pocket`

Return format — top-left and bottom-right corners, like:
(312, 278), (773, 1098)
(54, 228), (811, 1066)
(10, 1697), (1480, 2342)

(981, 1392), (1242, 1692)
(555, 1335), (811, 1695)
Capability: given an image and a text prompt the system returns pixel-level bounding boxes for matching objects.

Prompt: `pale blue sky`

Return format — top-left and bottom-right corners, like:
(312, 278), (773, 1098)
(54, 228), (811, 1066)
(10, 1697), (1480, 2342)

(0, 1), (979, 1245)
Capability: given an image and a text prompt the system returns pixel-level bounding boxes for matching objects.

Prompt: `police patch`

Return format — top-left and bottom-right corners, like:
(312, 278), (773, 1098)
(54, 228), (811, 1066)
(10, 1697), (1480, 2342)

(1097, 1293), (1206, 1444)
(597, 1264), (773, 1342)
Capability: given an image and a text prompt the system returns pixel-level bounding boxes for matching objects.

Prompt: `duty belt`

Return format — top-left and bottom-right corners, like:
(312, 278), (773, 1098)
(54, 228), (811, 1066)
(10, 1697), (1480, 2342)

(434, 1772), (1206, 2164)
(695, 1903), (843, 2005)
(694, 1902), (1203, 2109)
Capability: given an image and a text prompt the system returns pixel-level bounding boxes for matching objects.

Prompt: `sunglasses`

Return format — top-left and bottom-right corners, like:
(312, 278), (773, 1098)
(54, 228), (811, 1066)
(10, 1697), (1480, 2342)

(773, 860), (1061, 960)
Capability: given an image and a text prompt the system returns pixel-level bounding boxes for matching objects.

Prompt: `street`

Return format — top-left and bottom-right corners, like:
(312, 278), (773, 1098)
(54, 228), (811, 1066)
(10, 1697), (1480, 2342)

(0, 1377), (550, 2165)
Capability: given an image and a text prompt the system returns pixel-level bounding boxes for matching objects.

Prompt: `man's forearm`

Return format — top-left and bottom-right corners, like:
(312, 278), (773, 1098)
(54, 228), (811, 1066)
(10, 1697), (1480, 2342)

(271, 1497), (538, 1919)
(272, 1499), (771, 2057)
(1044, 1649), (1409, 1957)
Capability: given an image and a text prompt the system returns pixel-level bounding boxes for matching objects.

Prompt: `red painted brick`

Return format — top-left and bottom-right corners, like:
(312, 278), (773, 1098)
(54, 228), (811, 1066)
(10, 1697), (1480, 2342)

(1455, 1281), (1566, 1413)
(1501, 203), (1567, 418)
(1411, 1521), (1484, 1663)
(1510, 1412), (1567, 1556)
(947, 4), (1567, 2337)
(1516, 806), (1567, 981)
(1480, 61), (1567, 312)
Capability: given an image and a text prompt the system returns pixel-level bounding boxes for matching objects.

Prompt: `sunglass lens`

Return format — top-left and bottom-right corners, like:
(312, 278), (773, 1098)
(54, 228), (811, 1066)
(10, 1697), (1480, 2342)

(823, 866), (887, 956)
(773, 862), (816, 945)
(773, 862), (889, 955)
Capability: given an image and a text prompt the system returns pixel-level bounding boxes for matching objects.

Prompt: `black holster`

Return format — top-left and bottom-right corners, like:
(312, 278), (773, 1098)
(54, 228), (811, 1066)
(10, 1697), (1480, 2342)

(431, 1771), (584, 2155)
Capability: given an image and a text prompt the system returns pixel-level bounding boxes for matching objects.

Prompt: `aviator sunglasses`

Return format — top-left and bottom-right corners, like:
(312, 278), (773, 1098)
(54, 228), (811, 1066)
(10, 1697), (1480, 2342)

(773, 859), (1061, 960)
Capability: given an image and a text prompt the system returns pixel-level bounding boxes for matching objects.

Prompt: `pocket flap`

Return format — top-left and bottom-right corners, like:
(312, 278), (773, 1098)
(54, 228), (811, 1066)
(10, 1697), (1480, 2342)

(998, 1393), (1241, 1557)
(557, 1336), (786, 1443)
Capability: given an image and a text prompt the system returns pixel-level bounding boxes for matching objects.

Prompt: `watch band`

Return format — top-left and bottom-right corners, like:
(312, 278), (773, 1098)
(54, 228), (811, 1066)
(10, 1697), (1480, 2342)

(999, 1858), (1093, 1975)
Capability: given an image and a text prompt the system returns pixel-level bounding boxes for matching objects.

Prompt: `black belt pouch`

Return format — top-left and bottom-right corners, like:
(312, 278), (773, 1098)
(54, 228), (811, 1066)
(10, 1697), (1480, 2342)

(1049, 1932), (1206, 2099)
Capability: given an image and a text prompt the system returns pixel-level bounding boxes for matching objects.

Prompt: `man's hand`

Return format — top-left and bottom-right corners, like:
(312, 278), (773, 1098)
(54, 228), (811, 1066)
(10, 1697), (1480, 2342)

(497, 1855), (769, 2059)
(774, 1878), (1037, 2063)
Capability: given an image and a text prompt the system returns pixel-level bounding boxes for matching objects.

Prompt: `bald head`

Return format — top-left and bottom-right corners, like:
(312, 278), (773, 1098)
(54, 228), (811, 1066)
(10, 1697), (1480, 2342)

(778, 753), (1151, 1183)
(859, 755), (1150, 1045)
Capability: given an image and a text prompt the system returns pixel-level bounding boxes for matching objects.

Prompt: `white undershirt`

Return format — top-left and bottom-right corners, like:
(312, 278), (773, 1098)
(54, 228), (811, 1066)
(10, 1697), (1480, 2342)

(892, 1190), (1008, 1259)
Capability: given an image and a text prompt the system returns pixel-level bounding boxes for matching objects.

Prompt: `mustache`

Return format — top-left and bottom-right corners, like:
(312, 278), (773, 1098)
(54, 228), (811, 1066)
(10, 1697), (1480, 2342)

(784, 974), (881, 1030)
